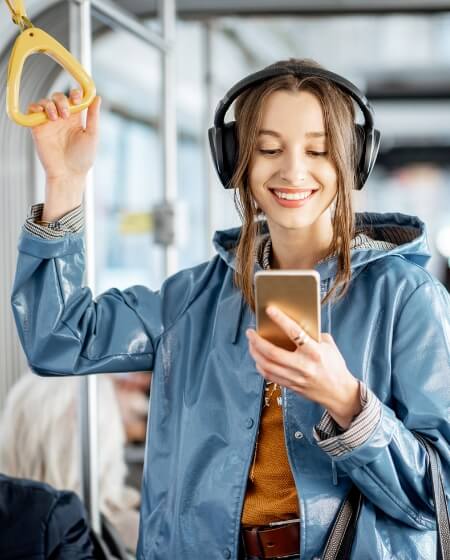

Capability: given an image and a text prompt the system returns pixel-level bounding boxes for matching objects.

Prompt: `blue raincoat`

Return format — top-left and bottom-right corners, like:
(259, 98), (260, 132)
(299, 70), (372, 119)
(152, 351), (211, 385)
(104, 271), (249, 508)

(11, 211), (450, 559)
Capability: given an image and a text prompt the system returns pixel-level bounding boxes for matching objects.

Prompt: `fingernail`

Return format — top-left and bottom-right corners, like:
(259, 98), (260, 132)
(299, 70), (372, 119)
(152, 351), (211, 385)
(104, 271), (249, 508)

(266, 306), (277, 317)
(246, 329), (253, 339)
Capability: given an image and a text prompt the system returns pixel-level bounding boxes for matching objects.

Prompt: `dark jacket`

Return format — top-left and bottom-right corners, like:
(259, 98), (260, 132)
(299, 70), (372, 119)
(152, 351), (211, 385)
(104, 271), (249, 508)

(0, 474), (94, 559)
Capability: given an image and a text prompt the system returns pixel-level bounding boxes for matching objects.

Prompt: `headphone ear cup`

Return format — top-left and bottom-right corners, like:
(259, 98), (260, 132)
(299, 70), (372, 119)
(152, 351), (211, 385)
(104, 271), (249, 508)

(354, 124), (365, 170)
(370, 128), (381, 171)
(208, 122), (239, 189)
(354, 124), (381, 190)
(221, 121), (239, 188)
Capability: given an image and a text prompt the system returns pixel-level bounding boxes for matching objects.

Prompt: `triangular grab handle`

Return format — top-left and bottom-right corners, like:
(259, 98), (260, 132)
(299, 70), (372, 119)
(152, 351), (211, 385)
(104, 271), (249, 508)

(6, 27), (96, 127)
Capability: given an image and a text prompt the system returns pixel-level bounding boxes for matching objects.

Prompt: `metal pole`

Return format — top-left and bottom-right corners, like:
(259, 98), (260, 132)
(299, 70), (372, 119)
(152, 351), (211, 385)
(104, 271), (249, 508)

(69, 0), (101, 534)
(90, 0), (168, 51)
(159, 0), (177, 276)
(203, 21), (214, 257)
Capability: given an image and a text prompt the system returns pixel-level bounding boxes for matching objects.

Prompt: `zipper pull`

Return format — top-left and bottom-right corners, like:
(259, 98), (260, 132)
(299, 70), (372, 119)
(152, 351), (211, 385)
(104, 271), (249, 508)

(331, 460), (338, 486)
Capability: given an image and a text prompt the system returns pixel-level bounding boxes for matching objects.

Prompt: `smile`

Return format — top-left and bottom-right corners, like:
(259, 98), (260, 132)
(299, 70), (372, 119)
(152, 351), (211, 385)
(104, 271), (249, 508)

(273, 190), (312, 200)
(269, 188), (317, 207)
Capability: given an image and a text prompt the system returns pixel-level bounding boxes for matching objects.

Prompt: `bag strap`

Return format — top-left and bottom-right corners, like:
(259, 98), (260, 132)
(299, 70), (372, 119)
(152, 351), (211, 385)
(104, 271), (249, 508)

(413, 432), (450, 560)
(321, 484), (362, 560)
(321, 432), (450, 560)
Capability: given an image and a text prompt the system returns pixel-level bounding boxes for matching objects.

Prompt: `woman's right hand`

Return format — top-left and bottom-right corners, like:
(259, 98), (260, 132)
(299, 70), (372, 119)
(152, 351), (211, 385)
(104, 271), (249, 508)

(29, 89), (101, 182)
(27, 89), (102, 220)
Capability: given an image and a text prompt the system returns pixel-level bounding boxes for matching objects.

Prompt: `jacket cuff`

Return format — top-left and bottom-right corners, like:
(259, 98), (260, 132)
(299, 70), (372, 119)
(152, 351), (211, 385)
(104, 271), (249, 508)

(24, 203), (84, 239)
(313, 382), (382, 457)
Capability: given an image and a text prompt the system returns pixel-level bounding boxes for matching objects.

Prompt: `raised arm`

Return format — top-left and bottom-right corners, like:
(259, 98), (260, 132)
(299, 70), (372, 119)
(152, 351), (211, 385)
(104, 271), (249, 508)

(11, 89), (162, 376)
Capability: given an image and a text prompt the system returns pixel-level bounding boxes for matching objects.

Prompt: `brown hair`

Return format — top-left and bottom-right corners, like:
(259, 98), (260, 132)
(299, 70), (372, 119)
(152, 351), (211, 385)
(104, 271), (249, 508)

(231, 58), (359, 310)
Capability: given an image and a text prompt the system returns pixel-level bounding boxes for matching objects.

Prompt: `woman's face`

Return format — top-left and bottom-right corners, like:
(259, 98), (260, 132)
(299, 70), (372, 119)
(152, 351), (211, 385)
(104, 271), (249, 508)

(249, 89), (338, 231)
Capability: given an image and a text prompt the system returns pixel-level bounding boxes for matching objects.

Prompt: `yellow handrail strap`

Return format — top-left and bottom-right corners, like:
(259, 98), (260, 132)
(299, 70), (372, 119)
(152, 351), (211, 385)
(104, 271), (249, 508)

(4, 0), (33, 30)
(6, 27), (96, 127)
(4, 0), (27, 18)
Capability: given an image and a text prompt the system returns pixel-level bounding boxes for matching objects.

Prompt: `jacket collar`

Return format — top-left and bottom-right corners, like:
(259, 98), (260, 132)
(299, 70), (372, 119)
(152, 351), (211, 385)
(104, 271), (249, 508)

(213, 212), (430, 345)
(213, 211), (430, 282)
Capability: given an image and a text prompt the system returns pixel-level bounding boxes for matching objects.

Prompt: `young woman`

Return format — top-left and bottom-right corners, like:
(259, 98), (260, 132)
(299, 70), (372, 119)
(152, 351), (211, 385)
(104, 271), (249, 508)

(12, 58), (450, 559)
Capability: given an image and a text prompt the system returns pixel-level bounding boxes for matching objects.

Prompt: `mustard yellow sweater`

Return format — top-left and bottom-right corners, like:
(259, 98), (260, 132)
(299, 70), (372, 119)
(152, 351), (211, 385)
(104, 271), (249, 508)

(241, 383), (299, 526)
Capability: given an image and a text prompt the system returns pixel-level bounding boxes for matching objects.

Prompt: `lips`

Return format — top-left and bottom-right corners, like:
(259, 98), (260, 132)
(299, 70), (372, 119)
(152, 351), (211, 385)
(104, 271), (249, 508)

(268, 187), (318, 207)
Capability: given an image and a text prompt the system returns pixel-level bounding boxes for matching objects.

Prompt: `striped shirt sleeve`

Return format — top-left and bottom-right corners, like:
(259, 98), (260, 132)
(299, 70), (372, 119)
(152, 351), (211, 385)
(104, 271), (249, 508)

(312, 382), (382, 457)
(24, 203), (84, 239)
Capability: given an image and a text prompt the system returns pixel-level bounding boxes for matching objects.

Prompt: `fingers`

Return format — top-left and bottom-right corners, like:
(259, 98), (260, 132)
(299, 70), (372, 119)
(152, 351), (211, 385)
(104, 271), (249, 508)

(69, 88), (83, 106)
(254, 362), (300, 392)
(246, 329), (299, 370)
(28, 98), (57, 120)
(250, 340), (300, 382)
(86, 95), (101, 137)
(27, 89), (84, 121)
(51, 92), (71, 119)
(27, 102), (44, 115)
(248, 335), (308, 392)
(266, 306), (319, 349)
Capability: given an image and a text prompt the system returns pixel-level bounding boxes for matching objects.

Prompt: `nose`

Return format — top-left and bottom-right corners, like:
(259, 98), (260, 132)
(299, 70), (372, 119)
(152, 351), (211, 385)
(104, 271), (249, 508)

(279, 150), (307, 184)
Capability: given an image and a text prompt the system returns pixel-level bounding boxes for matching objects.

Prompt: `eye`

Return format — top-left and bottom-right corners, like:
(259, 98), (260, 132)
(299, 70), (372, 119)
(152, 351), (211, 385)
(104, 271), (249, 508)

(308, 151), (328, 157)
(258, 149), (281, 156)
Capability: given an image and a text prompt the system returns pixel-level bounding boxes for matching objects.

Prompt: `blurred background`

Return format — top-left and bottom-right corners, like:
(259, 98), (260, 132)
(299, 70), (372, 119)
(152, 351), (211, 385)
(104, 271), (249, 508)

(1, 0), (450, 555)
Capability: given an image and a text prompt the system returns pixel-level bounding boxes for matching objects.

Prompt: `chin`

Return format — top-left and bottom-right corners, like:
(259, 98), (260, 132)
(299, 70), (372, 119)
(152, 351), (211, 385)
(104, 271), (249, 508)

(263, 198), (335, 232)
(269, 214), (319, 230)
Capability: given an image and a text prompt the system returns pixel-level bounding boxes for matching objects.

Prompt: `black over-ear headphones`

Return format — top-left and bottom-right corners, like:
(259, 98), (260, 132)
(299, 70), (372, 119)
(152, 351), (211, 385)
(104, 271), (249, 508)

(208, 63), (381, 190)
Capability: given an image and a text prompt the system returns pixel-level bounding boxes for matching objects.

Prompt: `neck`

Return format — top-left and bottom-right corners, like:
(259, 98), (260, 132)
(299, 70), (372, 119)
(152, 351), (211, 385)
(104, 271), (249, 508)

(267, 213), (334, 270)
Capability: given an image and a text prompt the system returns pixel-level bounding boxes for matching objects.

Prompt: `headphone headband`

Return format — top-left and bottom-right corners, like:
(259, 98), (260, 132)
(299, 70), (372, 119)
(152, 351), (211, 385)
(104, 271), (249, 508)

(214, 65), (375, 131)
(208, 62), (381, 190)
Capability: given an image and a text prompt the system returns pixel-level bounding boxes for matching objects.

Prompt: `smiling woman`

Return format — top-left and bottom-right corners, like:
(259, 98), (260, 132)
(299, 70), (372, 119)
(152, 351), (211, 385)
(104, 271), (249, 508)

(11, 56), (450, 560)
(231, 59), (359, 309)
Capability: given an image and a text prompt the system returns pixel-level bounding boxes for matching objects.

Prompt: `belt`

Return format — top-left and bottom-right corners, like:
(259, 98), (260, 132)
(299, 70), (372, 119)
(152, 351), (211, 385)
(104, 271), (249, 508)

(241, 519), (300, 559)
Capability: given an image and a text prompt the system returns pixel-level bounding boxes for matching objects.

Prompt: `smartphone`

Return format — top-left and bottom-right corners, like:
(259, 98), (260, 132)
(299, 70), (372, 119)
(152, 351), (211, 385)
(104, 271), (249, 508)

(255, 270), (321, 351)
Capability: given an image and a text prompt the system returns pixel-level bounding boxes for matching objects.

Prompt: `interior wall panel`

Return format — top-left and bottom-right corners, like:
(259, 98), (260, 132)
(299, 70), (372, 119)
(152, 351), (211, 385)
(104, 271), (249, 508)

(0, 3), (69, 412)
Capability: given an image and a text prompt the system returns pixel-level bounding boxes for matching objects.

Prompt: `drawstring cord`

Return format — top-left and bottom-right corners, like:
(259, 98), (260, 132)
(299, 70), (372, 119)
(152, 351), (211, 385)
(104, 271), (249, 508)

(325, 279), (339, 487)
(332, 460), (338, 486)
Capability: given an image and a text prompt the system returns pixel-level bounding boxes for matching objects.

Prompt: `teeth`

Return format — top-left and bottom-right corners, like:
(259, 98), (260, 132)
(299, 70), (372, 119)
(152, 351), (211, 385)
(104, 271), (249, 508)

(273, 190), (313, 200)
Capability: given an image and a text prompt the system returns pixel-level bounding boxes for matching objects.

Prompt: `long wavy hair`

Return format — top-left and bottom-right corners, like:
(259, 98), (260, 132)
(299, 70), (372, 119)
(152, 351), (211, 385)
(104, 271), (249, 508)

(231, 58), (359, 310)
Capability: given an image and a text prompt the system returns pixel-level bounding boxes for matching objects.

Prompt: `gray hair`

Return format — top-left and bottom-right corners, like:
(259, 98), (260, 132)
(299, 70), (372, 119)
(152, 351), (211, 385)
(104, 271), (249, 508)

(0, 372), (131, 518)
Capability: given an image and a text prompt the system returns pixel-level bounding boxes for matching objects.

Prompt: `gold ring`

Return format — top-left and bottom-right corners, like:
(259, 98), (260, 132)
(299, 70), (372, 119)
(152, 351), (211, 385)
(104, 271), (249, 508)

(293, 330), (308, 346)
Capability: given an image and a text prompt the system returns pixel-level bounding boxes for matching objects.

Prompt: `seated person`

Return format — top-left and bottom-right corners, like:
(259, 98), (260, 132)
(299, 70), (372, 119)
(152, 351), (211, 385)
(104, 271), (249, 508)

(0, 473), (94, 559)
(0, 372), (140, 555)
(113, 372), (151, 443)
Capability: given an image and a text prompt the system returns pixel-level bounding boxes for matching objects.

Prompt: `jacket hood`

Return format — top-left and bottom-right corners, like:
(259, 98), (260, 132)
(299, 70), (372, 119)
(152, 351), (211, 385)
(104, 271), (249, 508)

(212, 212), (431, 282)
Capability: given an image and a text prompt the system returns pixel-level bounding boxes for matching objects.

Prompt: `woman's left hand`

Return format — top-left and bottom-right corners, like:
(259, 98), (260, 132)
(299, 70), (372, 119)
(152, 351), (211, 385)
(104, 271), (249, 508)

(247, 305), (362, 429)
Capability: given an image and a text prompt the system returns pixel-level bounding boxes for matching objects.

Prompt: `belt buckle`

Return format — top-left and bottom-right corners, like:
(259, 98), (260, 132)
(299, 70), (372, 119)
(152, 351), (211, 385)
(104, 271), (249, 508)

(268, 518), (300, 527)
(241, 519), (300, 560)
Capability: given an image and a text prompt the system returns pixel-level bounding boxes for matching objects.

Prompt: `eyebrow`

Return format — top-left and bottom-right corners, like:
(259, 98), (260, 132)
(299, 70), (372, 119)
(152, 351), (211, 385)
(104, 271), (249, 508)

(258, 129), (327, 139)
